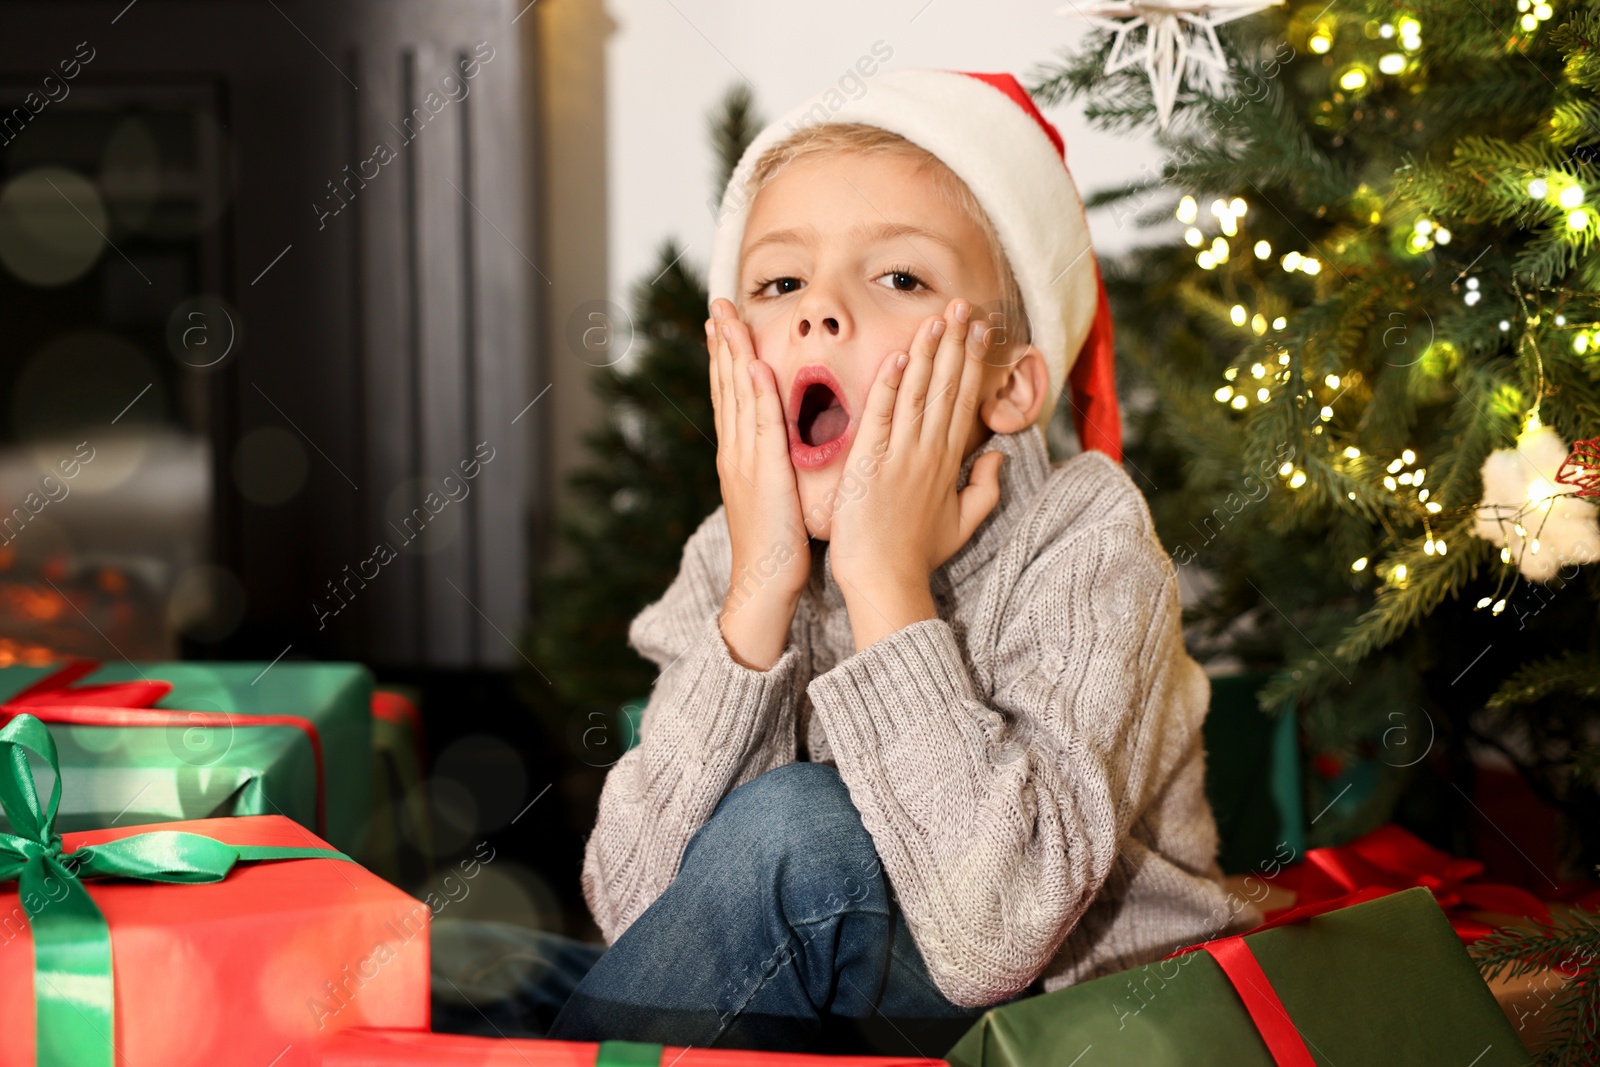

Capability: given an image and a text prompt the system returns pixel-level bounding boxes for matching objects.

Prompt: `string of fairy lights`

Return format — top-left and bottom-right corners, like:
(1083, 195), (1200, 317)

(1172, 8), (1599, 612)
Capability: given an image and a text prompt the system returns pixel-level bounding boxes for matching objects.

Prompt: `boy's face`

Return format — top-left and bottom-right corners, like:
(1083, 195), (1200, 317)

(736, 149), (1018, 542)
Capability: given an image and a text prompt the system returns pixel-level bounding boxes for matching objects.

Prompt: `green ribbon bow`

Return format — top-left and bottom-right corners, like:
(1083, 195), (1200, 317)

(0, 713), (353, 1067)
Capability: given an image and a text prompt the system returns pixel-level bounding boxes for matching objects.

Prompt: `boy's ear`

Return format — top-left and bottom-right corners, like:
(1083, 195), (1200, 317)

(979, 344), (1050, 434)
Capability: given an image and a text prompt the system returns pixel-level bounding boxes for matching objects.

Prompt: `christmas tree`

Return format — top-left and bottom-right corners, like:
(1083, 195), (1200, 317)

(523, 85), (759, 766)
(1031, 6), (1600, 1059)
(1032, 0), (1600, 863)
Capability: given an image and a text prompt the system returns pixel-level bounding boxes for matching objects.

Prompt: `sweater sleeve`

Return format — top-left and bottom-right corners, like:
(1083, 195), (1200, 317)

(805, 518), (1202, 1008)
(580, 507), (807, 944)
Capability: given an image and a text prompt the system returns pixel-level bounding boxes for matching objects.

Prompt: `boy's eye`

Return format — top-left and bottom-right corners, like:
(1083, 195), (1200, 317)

(875, 268), (929, 293)
(750, 276), (803, 299)
(747, 268), (932, 300)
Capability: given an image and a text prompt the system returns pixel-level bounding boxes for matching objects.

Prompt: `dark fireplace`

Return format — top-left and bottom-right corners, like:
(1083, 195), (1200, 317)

(0, 0), (546, 670)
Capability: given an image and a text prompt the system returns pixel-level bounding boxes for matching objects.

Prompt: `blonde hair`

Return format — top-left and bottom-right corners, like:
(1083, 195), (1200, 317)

(740, 122), (1032, 349)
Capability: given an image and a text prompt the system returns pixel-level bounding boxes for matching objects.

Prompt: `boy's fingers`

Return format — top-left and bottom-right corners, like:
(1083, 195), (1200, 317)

(893, 315), (940, 449)
(923, 298), (970, 444)
(749, 359), (786, 454)
(956, 451), (1005, 545)
(863, 347), (907, 441)
(948, 318), (992, 452)
(708, 317), (731, 446)
(721, 318), (757, 443)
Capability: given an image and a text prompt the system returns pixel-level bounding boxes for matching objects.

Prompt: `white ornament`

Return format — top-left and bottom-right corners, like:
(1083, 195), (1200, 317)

(1473, 425), (1600, 582)
(1060, 0), (1286, 130)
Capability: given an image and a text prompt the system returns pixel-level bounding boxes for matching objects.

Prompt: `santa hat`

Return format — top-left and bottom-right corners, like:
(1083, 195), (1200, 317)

(705, 67), (1121, 462)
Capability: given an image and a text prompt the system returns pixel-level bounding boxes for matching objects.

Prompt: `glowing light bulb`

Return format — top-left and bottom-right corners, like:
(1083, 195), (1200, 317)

(1176, 195), (1199, 223)
(1378, 53), (1405, 74)
(1387, 459), (1404, 473)
(1254, 240), (1272, 259)
(1256, 387), (1270, 402)
(1251, 363), (1266, 378)
(1230, 304), (1247, 326)
(1325, 374), (1341, 388)
(1344, 446), (1361, 458)
(1393, 563), (1408, 581)
(1231, 395), (1248, 410)
(1197, 251), (1217, 270)
(1559, 185), (1585, 209)
(1220, 213), (1239, 236)
(1425, 501), (1442, 513)
(1252, 314), (1267, 335)
(1289, 470), (1307, 488)
(1352, 557), (1369, 572)
(1340, 68), (1368, 91)
(1230, 198), (1247, 216)
(1214, 386), (1234, 402)
(1272, 316), (1287, 330)
(1310, 34), (1332, 53)
(1568, 208), (1590, 231)
(1282, 251), (1303, 271)
(1185, 227), (1204, 247)
(1302, 258), (1322, 275)
(1402, 449), (1415, 464)
(1528, 178), (1549, 198)
(1384, 476), (1398, 491)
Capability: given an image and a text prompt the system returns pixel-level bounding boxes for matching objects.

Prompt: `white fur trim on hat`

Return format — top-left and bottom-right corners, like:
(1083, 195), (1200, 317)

(705, 67), (1099, 428)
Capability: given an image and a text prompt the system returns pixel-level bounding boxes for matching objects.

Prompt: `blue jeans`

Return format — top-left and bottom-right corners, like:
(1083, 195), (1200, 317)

(431, 762), (1037, 1054)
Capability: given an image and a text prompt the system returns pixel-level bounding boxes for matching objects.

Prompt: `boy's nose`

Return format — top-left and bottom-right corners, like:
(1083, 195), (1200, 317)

(797, 315), (839, 337)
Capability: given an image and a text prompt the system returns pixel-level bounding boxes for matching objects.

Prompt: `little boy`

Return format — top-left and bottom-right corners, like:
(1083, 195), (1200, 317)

(549, 68), (1255, 1051)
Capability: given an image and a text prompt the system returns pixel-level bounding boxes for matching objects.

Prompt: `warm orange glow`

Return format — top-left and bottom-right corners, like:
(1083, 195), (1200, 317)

(0, 637), (60, 667)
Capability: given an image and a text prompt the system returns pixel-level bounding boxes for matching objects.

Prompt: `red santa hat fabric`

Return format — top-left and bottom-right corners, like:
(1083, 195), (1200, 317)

(705, 67), (1122, 462)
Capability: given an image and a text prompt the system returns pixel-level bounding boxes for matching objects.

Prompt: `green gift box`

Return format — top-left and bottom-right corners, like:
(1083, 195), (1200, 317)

(946, 888), (1531, 1067)
(0, 660), (372, 856)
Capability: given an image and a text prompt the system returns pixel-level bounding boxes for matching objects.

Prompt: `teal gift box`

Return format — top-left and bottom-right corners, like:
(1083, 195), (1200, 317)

(0, 660), (372, 856)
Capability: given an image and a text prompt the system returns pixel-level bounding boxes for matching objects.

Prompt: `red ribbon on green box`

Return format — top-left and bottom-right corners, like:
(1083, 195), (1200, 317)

(0, 712), (353, 1067)
(1163, 823), (1559, 1066)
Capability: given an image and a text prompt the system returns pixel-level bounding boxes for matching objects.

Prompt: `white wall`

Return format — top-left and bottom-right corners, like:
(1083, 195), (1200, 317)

(604, 0), (1170, 315)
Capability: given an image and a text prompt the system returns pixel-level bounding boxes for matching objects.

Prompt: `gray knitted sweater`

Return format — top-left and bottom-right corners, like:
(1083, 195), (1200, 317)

(581, 423), (1257, 1008)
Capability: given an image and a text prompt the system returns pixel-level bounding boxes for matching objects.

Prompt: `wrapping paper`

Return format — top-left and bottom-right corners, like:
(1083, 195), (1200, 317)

(316, 1031), (947, 1067)
(0, 813), (430, 1067)
(0, 660), (373, 854)
(945, 888), (1531, 1067)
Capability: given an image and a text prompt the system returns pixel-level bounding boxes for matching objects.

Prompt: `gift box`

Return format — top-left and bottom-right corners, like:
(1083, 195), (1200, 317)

(0, 658), (373, 855)
(945, 887), (1531, 1066)
(316, 1031), (947, 1066)
(0, 713), (429, 1067)
(362, 687), (434, 885)
(1200, 672), (1305, 876)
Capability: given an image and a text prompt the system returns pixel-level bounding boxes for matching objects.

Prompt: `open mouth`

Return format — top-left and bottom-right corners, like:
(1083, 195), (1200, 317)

(797, 383), (849, 447)
(787, 365), (854, 470)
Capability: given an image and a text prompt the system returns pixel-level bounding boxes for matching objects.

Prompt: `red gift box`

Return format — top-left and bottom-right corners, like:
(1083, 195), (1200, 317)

(316, 1030), (948, 1067)
(0, 814), (430, 1067)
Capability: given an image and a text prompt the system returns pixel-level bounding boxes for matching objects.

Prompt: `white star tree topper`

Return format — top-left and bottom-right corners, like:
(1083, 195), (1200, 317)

(1060, 0), (1286, 129)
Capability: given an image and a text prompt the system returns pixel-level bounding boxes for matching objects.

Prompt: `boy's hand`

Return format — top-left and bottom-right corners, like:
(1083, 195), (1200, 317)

(706, 298), (810, 669)
(827, 297), (1005, 632)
